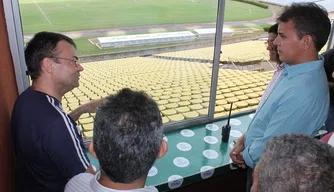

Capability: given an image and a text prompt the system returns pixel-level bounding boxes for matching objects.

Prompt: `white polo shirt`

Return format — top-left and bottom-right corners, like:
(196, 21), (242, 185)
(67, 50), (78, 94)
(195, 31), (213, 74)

(65, 172), (158, 192)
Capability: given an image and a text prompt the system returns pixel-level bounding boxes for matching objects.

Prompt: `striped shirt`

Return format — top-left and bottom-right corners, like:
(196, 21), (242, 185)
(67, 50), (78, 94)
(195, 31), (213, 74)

(11, 87), (90, 192)
(65, 172), (158, 192)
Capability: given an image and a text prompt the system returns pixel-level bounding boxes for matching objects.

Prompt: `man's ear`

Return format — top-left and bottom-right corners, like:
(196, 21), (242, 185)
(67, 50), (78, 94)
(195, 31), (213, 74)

(41, 57), (55, 74)
(157, 140), (168, 159)
(301, 35), (314, 50)
(89, 141), (97, 159)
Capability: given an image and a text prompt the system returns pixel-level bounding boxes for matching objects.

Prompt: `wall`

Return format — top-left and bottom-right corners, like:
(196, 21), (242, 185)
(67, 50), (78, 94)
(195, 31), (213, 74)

(0, 0), (19, 191)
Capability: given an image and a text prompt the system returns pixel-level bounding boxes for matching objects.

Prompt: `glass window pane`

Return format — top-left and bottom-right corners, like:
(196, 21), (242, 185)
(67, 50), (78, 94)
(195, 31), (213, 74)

(19, 0), (220, 135)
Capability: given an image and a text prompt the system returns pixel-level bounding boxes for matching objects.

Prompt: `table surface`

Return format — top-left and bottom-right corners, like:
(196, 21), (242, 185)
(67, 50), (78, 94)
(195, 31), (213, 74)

(87, 112), (327, 191)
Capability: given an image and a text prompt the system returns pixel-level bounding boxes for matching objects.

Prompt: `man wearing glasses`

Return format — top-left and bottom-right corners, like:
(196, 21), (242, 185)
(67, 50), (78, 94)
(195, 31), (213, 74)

(11, 31), (103, 192)
(257, 23), (282, 109)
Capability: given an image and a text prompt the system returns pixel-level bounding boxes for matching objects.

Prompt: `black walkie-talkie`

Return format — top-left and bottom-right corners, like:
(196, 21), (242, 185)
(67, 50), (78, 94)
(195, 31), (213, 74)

(222, 102), (233, 143)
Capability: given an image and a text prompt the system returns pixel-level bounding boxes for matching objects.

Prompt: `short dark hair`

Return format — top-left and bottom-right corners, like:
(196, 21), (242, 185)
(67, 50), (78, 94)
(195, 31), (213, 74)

(277, 2), (330, 51)
(258, 134), (334, 192)
(24, 31), (76, 80)
(268, 23), (278, 35)
(93, 88), (163, 183)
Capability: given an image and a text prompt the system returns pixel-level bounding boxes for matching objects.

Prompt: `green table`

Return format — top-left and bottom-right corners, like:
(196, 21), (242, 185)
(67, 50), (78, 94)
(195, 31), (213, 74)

(87, 112), (326, 191)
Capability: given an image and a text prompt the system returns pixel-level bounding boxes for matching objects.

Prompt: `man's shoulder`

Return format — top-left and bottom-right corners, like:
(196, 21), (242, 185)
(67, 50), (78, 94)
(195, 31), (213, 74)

(322, 48), (334, 57)
(15, 88), (57, 110)
(14, 88), (65, 118)
(65, 173), (94, 192)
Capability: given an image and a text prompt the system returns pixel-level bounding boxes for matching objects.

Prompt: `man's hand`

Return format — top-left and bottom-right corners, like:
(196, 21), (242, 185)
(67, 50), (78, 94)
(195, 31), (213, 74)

(81, 98), (105, 114)
(69, 98), (105, 121)
(230, 134), (246, 169)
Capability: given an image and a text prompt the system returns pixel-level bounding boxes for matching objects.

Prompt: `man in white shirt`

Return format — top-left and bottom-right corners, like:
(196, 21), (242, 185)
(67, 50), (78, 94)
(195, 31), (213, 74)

(65, 88), (168, 192)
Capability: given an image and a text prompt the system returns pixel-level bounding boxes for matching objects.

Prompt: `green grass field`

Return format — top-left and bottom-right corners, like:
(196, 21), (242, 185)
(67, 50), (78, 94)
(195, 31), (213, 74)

(19, 0), (272, 34)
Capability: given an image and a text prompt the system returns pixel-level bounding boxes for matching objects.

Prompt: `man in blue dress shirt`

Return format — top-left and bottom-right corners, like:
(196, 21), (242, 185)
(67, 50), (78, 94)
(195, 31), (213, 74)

(230, 3), (331, 191)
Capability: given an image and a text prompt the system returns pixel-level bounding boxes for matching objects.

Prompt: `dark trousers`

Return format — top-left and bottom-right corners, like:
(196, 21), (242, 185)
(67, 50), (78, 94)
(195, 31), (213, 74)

(246, 168), (253, 192)
(326, 103), (334, 133)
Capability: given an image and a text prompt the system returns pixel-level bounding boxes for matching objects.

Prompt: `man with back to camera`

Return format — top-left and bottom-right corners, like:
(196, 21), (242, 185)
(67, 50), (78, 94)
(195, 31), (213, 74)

(65, 88), (168, 192)
(11, 31), (104, 192)
(251, 134), (334, 192)
(230, 3), (331, 191)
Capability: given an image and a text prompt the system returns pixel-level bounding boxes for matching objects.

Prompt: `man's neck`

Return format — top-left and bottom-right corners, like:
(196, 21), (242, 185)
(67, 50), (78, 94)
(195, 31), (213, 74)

(288, 52), (319, 66)
(98, 172), (146, 190)
(31, 79), (64, 102)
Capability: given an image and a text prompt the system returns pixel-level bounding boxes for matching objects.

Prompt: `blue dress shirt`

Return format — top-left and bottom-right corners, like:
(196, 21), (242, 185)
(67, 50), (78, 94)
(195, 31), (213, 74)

(243, 57), (329, 168)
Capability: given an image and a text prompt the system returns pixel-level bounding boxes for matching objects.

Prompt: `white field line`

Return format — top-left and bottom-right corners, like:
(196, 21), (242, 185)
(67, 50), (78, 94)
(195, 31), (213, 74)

(33, 0), (52, 24)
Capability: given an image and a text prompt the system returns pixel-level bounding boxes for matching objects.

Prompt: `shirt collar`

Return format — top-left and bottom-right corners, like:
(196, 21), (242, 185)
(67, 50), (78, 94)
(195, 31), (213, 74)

(90, 171), (156, 192)
(283, 55), (324, 78)
(276, 62), (285, 70)
(91, 171), (113, 192)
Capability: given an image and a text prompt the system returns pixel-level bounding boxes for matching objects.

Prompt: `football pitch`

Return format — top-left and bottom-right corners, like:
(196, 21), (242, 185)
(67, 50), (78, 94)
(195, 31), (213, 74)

(19, 0), (272, 34)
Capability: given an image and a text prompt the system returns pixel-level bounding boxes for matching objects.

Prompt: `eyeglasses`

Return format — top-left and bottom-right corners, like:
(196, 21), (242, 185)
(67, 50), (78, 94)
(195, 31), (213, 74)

(50, 56), (80, 67)
(264, 39), (275, 46)
(265, 40), (276, 49)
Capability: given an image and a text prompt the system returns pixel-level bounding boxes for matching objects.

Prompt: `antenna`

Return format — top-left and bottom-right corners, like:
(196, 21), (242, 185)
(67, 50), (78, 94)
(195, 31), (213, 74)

(227, 102), (233, 126)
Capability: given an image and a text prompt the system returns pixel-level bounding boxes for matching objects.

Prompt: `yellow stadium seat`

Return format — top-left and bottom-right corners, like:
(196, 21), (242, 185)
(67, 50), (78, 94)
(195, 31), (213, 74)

(189, 104), (203, 110)
(234, 90), (244, 96)
(161, 109), (177, 116)
(183, 111), (199, 119)
(252, 87), (262, 92)
(197, 108), (208, 116)
(84, 131), (94, 138)
(246, 99), (259, 106)
(202, 102), (209, 108)
(79, 118), (94, 124)
(162, 116), (170, 124)
(178, 101), (191, 106)
(82, 123), (94, 131)
(221, 89), (232, 93)
(80, 113), (90, 118)
(235, 101), (248, 108)
(215, 106), (224, 113)
(222, 104), (237, 110)
(237, 95), (249, 100)
(191, 94), (202, 99)
(157, 100), (168, 105)
(159, 105), (166, 111)
(230, 87), (240, 91)
(168, 98), (181, 103)
(175, 106), (191, 113)
(247, 93), (259, 98)
(226, 97), (239, 103)
(165, 103), (179, 109)
(160, 95), (171, 100)
(223, 93), (235, 98)
(202, 92), (210, 97)
(171, 93), (181, 98)
(216, 99), (228, 105)
(168, 114), (185, 122)
(190, 99), (203, 104)
(202, 97), (210, 102)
